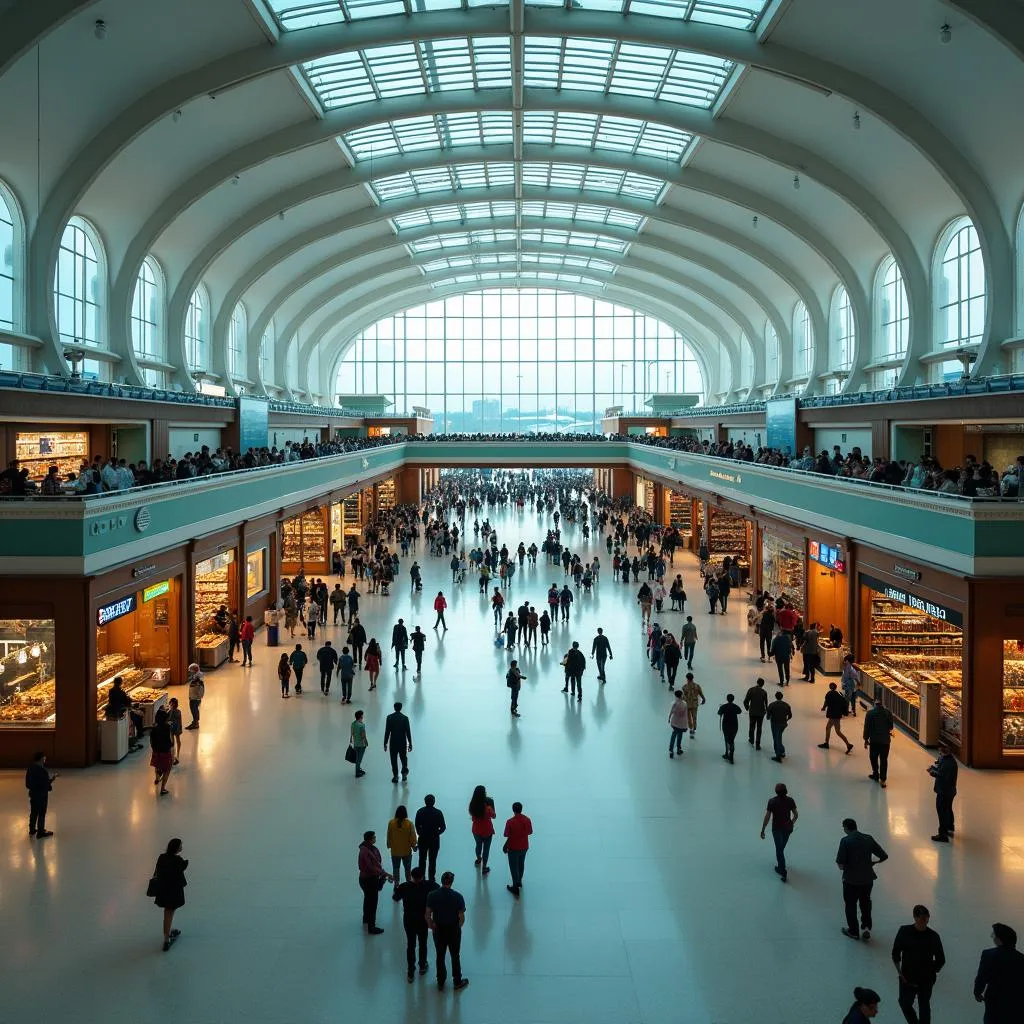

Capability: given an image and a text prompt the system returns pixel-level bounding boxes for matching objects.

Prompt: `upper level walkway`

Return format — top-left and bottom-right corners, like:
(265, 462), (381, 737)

(2, 440), (1022, 579)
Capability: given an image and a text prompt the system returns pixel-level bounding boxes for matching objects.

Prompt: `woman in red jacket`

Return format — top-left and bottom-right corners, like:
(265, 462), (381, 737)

(433, 590), (448, 631)
(468, 784), (496, 875)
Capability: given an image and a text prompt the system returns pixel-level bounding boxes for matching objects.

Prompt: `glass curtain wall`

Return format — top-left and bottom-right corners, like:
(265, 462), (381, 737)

(336, 289), (704, 432)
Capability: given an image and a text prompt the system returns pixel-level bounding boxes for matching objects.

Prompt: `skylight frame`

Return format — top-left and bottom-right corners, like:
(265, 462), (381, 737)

(343, 111), (514, 160)
(370, 163), (518, 201)
(391, 201), (519, 231)
(522, 111), (691, 162)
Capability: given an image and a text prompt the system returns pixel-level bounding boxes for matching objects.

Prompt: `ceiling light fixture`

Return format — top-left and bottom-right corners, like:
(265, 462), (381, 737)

(752, 215), (758, 229)
(852, 110), (861, 131)
(792, 173), (800, 191)
(279, 211), (286, 221)
(232, 175), (240, 185)
(940, 23), (951, 44)
(171, 109), (182, 123)
(94, 19), (107, 40)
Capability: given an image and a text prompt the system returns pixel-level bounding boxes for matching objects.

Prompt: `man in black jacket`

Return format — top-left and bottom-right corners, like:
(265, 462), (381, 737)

(415, 794), (447, 881)
(25, 751), (56, 838)
(927, 744), (958, 842)
(391, 618), (409, 670)
(315, 640), (338, 695)
(410, 626), (427, 676)
(974, 922), (1024, 1024)
(562, 641), (586, 702)
(393, 867), (439, 982)
(863, 697), (895, 788)
(891, 904), (945, 1024)
(383, 701), (413, 783)
(590, 628), (613, 681)
(743, 677), (769, 750)
(818, 682), (854, 754)
(837, 817), (888, 942)
(758, 603), (776, 661)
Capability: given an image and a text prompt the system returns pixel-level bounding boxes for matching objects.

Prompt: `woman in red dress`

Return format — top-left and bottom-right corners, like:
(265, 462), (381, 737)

(365, 638), (382, 691)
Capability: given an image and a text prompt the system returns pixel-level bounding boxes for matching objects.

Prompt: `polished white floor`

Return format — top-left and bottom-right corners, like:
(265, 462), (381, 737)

(1, 506), (1021, 1023)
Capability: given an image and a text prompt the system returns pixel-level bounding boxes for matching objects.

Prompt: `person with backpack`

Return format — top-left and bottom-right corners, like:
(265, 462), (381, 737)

(506, 660), (525, 718)
(818, 682), (854, 754)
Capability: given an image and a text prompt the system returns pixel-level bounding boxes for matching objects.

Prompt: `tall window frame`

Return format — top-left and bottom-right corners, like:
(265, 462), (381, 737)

(228, 301), (247, 381)
(54, 216), (107, 380)
(185, 284), (209, 372)
(739, 332), (754, 394)
(935, 217), (985, 352)
(334, 288), (705, 432)
(0, 178), (26, 371)
(830, 284), (855, 372)
(792, 300), (813, 378)
(260, 318), (276, 387)
(764, 320), (779, 387)
(875, 254), (909, 362)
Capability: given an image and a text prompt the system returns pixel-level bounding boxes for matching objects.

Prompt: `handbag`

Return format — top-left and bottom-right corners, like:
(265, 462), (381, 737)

(146, 875), (159, 898)
(344, 744), (357, 764)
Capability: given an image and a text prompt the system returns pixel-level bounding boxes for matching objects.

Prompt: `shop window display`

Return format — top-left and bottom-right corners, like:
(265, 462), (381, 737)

(861, 596), (962, 744)
(194, 551), (235, 666)
(667, 490), (691, 536)
(1003, 639), (1024, 752)
(16, 430), (89, 482)
(761, 533), (805, 615)
(0, 619), (56, 726)
(377, 478), (396, 511)
(282, 509), (328, 571)
(246, 549), (266, 600)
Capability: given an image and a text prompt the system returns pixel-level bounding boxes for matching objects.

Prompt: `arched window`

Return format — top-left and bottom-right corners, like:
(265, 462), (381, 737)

(336, 289), (704, 431)
(55, 216), (106, 379)
(764, 320), (779, 386)
(876, 254), (908, 364)
(228, 301), (247, 380)
(793, 300), (812, 378)
(260, 318), (275, 387)
(0, 179), (26, 370)
(717, 340), (732, 399)
(185, 286), (208, 372)
(131, 256), (164, 387)
(830, 284), (855, 372)
(934, 218), (985, 381)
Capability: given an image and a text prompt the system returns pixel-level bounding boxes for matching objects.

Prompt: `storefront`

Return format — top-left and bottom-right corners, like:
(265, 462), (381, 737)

(14, 429), (91, 482)
(281, 507), (329, 576)
(331, 494), (364, 552)
(665, 489), (693, 539)
(635, 475), (656, 516)
(706, 505), (752, 584)
(759, 524), (807, 616)
(193, 549), (236, 669)
(855, 554), (966, 753)
(376, 478), (396, 511)
(0, 617), (56, 729)
(806, 539), (850, 671)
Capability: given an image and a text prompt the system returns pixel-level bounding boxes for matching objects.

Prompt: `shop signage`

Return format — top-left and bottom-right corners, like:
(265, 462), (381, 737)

(97, 594), (137, 626)
(893, 564), (922, 582)
(710, 468), (742, 485)
(143, 580), (170, 602)
(132, 564), (157, 579)
(861, 574), (963, 627)
(809, 541), (846, 574)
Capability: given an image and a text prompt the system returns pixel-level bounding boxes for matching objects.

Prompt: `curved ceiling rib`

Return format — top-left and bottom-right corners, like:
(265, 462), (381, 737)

(0, 0), (96, 77)
(947, 0), (1024, 62)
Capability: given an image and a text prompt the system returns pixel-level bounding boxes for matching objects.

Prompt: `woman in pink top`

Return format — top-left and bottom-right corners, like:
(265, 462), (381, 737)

(468, 784), (496, 875)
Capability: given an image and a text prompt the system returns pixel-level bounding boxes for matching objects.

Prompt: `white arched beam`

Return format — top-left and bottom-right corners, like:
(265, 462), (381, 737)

(0, 0), (97, 77)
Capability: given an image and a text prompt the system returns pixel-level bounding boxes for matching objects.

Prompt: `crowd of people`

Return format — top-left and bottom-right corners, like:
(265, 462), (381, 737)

(23, 465), (1024, 1020)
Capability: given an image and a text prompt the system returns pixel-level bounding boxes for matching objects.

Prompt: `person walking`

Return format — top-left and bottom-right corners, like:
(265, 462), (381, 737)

(469, 785), (496, 874)
(168, 697), (182, 764)
(151, 837), (188, 951)
(227, 611), (240, 663)
(539, 609), (551, 646)
(559, 584), (573, 622)
(760, 782), (798, 882)
(433, 591), (448, 631)
(491, 587), (505, 630)
(927, 744), (958, 842)
(818, 682), (854, 753)
(526, 606), (539, 648)
(681, 672), (705, 738)
(150, 707), (174, 795)
(662, 634), (682, 688)
(350, 710), (369, 778)
(680, 616), (698, 670)
(841, 987), (882, 1024)
(330, 582), (346, 625)
(591, 627), (612, 681)
(239, 615), (255, 666)
(415, 794), (446, 881)
(503, 801), (533, 899)
(800, 621), (821, 681)
(757, 602), (776, 663)
(348, 616), (366, 668)
(506, 660), (525, 717)
(891, 904), (945, 1024)
(770, 630), (793, 686)
(426, 872), (470, 992)
(357, 830), (393, 934)
(386, 805), (418, 885)
(304, 598), (319, 641)
(25, 751), (56, 838)
(316, 640), (338, 695)
(410, 626), (427, 676)
(393, 867), (438, 982)
(718, 693), (742, 763)
(337, 646), (356, 702)
(391, 618), (409, 670)
(765, 690), (792, 762)
(863, 697), (895, 789)
(744, 677), (769, 749)
(185, 663), (204, 729)
(277, 652), (292, 698)
(668, 690), (688, 759)
(973, 922), (1024, 1024)
(562, 641), (586, 702)
(837, 817), (889, 942)
(347, 584), (360, 624)
(384, 701), (413, 783)
(365, 638), (382, 690)
(288, 643), (307, 695)
(841, 654), (860, 716)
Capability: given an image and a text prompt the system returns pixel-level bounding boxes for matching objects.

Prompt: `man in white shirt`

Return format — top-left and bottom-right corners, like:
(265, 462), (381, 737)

(101, 459), (121, 491)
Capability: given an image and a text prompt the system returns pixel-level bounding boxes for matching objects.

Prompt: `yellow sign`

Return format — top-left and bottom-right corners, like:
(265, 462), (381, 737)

(143, 580), (170, 602)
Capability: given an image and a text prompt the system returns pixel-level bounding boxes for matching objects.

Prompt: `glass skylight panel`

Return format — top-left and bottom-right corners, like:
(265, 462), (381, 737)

(371, 163), (516, 202)
(409, 229), (518, 254)
(519, 228), (627, 253)
(304, 37), (511, 110)
(522, 111), (691, 162)
(344, 112), (513, 159)
(392, 201), (517, 231)
(521, 163), (666, 201)
(519, 201), (646, 231)
(523, 37), (733, 109)
(268, 0), (472, 29)
(520, 253), (617, 274)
